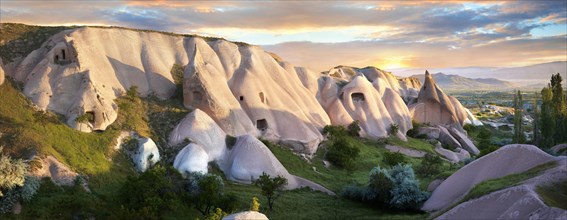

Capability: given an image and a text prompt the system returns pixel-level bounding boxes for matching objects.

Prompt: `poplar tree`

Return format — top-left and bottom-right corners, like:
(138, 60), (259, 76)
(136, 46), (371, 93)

(513, 90), (524, 143)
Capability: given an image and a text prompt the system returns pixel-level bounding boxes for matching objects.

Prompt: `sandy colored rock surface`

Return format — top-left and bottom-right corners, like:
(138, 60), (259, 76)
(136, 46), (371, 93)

(223, 211), (269, 220)
(410, 71), (470, 127)
(418, 127), (440, 139)
(447, 126), (479, 155)
(174, 143), (209, 175)
(32, 156), (78, 186)
(385, 145), (426, 158)
(435, 147), (470, 163)
(9, 27), (329, 152)
(436, 157), (567, 219)
(437, 126), (462, 149)
(422, 144), (555, 212)
(0, 58), (5, 85)
(133, 138), (160, 172)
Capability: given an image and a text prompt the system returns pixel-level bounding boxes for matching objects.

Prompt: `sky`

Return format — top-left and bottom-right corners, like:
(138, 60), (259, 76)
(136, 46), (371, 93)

(1, 0), (566, 72)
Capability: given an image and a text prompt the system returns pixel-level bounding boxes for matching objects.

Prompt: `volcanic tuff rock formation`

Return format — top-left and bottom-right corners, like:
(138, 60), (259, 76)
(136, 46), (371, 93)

(133, 138), (160, 172)
(436, 151), (567, 219)
(398, 76), (422, 103)
(410, 71), (469, 126)
(422, 144), (557, 212)
(317, 66), (414, 140)
(0, 58), (5, 85)
(170, 109), (333, 193)
(5, 27), (329, 153)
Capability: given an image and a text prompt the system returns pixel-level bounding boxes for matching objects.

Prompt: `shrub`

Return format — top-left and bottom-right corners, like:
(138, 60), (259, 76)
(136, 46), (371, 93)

(225, 135), (237, 150)
(478, 145), (499, 158)
(476, 127), (492, 149)
(250, 196), (260, 212)
(0, 176), (40, 214)
(388, 123), (399, 136)
(127, 86), (139, 98)
(341, 164), (429, 211)
(325, 136), (360, 169)
(347, 120), (361, 137)
(382, 151), (407, 167)
(406, 120), (422, 138)
(388, 164), (429, 210)
(74, 113), (94, 123)
(322, 125), (347, 138)
(118, 165), (187, 218)
(0, 147), (28, 197)
(253, 172), (288, 211)
(416, 154), (443, 177)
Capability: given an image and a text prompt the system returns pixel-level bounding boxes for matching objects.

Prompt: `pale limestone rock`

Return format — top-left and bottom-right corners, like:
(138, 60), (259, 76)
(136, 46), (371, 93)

(422, 144), (555, 212)
(32, 156), (78, 186)
(223, 211), (269, 220)
(437, 126), (462, 149)
(174, 143), (209, 175)
(0, 58), (5, 85)
(447, 126), (480, 155)
(418, 127), (441, 139)
(134, 138), (160, 172)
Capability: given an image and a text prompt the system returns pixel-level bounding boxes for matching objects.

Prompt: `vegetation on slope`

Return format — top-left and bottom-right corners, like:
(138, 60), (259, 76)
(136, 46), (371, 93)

(0, 23), (73, 62)
(536, 179), (567, 210)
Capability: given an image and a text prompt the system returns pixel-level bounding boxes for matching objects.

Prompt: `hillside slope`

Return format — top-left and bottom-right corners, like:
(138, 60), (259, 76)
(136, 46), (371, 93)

(411, 72), (516, 90)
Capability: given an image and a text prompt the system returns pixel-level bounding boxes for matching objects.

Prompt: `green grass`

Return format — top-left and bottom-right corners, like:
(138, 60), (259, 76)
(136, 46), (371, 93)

(225, 181), (426, 220)
(387, 137), (437, 154)
(432, 161), (559, 219)
(536, 179), (567, 210)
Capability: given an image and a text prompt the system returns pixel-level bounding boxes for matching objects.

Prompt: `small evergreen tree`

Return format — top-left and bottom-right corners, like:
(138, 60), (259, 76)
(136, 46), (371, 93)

(513, 90), (525, 143)
(532, 93), (540, 145)
(0, 147), (28, 197)
(540, 87), (555, 148)
(550, 73), (567, 143)
(253, 172), (287, 211)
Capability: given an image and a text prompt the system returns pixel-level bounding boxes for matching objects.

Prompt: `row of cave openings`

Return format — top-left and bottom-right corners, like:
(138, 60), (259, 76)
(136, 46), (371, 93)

(191, 90), (269, 131)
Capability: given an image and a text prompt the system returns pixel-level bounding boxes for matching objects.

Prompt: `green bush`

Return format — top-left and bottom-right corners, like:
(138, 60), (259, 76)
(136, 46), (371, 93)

(225, 135), (237, 150)
(416, 154), (443, 177)
(341, 164), (429, 210)
(118, 165), (187, 218)
(0, 147), (28, 197)
(325, 136), (360, 169)
(347, 120), (361, 137)
(0, 176), (40, 214)
(382, 151), (407, 167)
(478, 145), (499, 158)
(388, 123), (399, 136)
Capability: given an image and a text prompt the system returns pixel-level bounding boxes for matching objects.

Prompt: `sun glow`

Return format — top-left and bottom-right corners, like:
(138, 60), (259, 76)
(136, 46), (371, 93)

(375, 56), (413, 70)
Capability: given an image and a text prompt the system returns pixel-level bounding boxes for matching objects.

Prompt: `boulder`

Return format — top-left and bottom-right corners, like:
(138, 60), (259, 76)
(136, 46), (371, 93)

(417, 127), (440, 139)
(422, 144), (556, 212)
(447, 126), (480, 155)
(437, 126), (462, 149)
(32, 156), (78, 186)
(224, 135), (298, 188)
(223, 211), (268, 220)
(435, 147), (470, 163)
(173, 143), (209, 175)
(427, 179), (444, 192)
(437, 157), (567, 219)
(133, 138), (160, 172)
(551, 143), (567, 156)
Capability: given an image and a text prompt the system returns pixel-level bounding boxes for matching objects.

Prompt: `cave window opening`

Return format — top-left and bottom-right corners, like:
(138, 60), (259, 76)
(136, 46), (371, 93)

(54, 55), (59, 62)
(240, 96), (244, 101)
(259, 92), (265, 103)
(256, 119), (268, 131)
(61, 49), (66, 60)
(352, 93), (365, 102)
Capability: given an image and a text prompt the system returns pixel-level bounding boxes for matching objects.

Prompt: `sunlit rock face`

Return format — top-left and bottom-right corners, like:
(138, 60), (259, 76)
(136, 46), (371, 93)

(422, 144), (556, 212)
(409, 71), (468, 126)
(133, 138), (160, 172)
(317, 66), (413, 140)
(10, 27), (329, 153)
(0, 58), (5, 85)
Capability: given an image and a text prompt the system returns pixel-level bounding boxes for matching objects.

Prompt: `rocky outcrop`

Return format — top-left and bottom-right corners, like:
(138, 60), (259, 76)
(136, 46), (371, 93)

(32, 156), (78, 186)
(318, 66), (413, 140)
(398, 76), (422, 103)
(422, 144), (556, 212)
(8, 27), (329, 153)
(436, 156), (567, 220)
(133, 138), (160, 172)
(409, 71), (468, 126)
(435, 147), (470, 163)
(223, 211), (269, 220)
(447, 126), (479, 155)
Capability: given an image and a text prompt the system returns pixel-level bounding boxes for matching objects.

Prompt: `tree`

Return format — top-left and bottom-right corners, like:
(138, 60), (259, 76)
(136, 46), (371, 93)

(477, 127), (492, 148)
(325, 136), (360, 169)
(550, 73), (567, 143)
(190, 173), (225, 216)
(388, 164), (429, 210)
(119, 165), (187, 218)
(0, 147), (28, 197)
(532, 93), (540, 145)
(253, 172), (288, 211)
(540, 87), (556, 148)
(513, 90), (525, 144)
(250, 196), (260, 212)
(416, 154), (443, 177)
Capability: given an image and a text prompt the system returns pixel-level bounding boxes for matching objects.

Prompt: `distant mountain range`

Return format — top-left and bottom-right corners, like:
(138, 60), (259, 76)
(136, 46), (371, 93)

(410, 73), (517, 91)
(392, 61), (567, 89)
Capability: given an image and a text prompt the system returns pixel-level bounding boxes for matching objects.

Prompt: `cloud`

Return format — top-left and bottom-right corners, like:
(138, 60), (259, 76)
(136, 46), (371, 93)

(0, 0), (565, 69)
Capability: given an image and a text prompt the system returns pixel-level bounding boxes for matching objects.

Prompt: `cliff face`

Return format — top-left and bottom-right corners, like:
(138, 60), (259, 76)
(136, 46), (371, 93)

(7, 27), (330, 153)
